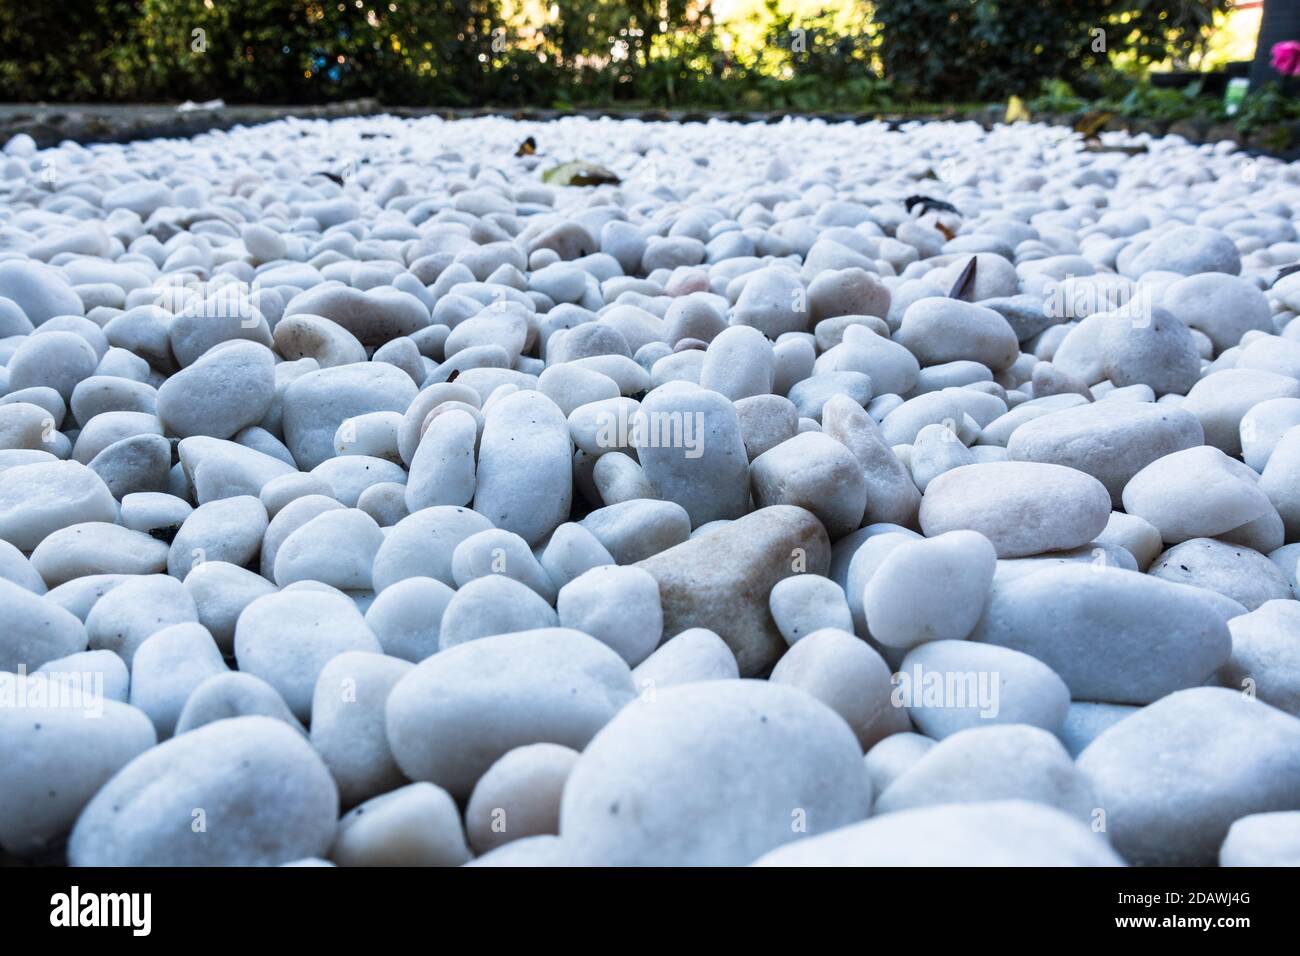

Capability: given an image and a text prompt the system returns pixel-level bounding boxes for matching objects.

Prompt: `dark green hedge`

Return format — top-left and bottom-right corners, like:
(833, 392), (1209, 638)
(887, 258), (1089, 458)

(0, 0), (1231, 107)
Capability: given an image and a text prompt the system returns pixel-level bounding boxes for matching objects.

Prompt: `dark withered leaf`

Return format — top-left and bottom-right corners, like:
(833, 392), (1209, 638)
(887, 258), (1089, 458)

(948, 255), (978, 301)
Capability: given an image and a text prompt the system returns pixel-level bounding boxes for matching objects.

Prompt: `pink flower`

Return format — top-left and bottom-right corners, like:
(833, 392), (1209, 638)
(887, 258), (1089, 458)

(1271, 40), (1300, 78)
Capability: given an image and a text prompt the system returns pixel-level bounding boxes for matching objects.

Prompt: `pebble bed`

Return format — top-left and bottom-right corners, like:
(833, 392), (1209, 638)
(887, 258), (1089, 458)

(2, 114), (1300, 868)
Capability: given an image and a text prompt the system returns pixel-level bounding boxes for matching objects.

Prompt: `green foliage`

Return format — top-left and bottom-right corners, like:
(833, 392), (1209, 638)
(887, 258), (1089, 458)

(875, 0), (1232, 101)
(0, 0), (1244, 111)
(0, 0), (147, 101)
(1028, 76), (1300, 142)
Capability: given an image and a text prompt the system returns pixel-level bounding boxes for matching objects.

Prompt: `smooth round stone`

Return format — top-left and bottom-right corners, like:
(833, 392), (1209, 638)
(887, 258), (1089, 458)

(356, 481), (409, 526)
(331, 782), (468, 867)
(309, 455), (406, 508)
(1096, 307), (1200, 396)
(128, 623), (228, 739)
(234, 590), (382, 721)
(862, 529), (996, 649)
(1122, 446), (1274, 544)
(386, 627), (636, 800)
(445, 310), (529, 364)
(71, 410), (161, 465)
(821, 395), (920, 527)
(560, 680), (871, 866)
(1078, 687), (1300, 866)
(0, 259), (84, 325)
(363, 576), (455, 663)
(752, 800), (1122, 866)
(875, 724), (1095, 820)
(592, 451), (656, 505)
(0, 537), (45, 593)
(177, 436), (296, 502)
(786, 370), (873, 422)
(31, 522), (169, 588)
(732, 394), (798, 462)
(167, 302), (274, 371)
(1125, 225), (1241, 277)
(68, 716), (338, 866)
(772, 337), (815, 395)
(1220, 812), (1300, 867)
(168, 495), (269, 578)
(1180, 369), (1300, 457)
(34, 648), (129, 703)
(821, 329), (925, 400)
(537, 364), (619, 418)
(274, 314), (366, 368)
(438, 576), (559, 650)
(474, 390), (572, 546)
(1162, 272), (1273, 353)
(698, 326), (774, 400)
(311, 651), (414, 807)
(1149, 538), (1292, 611)
(282, 363), (418, 470)
(908, 422), (973, 492)
(878, 389), (972, 446)
(898, 640), (1069, 738)
(971, 565), (1233, 704)
(579, 498), (691, 564)
(183, 561), (277, 654)
(155, 341), (275, 439)
(85, 573), (198, 664)
(634, 385), (749, 527)
(0, 400), (59, 452)
(1220, 600), (1300, 715)
(919, 462), (1110, 558)
(750, 432), (868, 541)
(539, 523), (615, 590)
(0, 690), (155, 857)
(0, 460), (117, 551)
(769, 628), (901, 749)
(896, 298), (1018, 371)
(636, 505), (831, 676)
(630, 627), (738, 692)
(282, 284), (429, 346)
(863, 732), (934, 794)
(7, 331), (98, 402)
(371, 506), (494, 591)
(768, 574), (853, 645)
(731, 265), (809, 338)
(1260, 425), (1300, 540)
(979, 396), (1089, 447)
(242, 222), (288, 262)
(557, 565), (662, 666)
(1241, 398), (1300, 472)
(465, 743), (580, 854)
(1006, 400), (1203, 506)
(174, 671), (303, 737)
(1093, 511), (1164, 570)
(86, 433), (171, 498)
(807, 267), (889, 322)
(259, 494), (344, 578)
(273, 508), (383, 590)
(451, 528), (556, 602)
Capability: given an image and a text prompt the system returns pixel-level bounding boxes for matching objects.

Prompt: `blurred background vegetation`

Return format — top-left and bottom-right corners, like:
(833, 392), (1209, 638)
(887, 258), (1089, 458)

(0, 0), (1290, 120)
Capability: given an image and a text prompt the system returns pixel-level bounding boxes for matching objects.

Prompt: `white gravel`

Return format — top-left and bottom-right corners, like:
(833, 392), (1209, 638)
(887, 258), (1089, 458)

(3, 113), (1300, 867)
